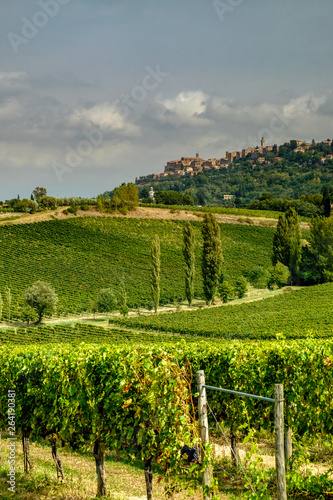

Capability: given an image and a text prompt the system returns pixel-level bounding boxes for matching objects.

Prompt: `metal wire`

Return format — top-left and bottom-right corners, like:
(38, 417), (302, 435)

(203, 384), (275, 403)
(206, 398), (256, 496)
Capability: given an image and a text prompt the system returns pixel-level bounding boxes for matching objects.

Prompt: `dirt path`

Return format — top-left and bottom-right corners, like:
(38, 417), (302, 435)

(0, 206), (310, 229)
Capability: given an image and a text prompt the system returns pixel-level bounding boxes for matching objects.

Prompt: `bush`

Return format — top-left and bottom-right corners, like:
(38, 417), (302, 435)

(218, 282), (234, 303)
(268, 262), (290, 289)
(234, 276), (248, 298)
(67, 206), (77, 215)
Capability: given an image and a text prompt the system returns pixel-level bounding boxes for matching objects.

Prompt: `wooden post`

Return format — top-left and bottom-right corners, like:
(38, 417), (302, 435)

(197, 370), (212, 500)
(284, 427), (292, 468)
(22, 432), (34, 473)
(50, 436), (65, 481)
(275, 384), (287, 500)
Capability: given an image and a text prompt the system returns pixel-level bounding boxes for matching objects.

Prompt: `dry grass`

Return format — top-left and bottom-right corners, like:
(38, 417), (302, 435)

(0, 438), (202, 499)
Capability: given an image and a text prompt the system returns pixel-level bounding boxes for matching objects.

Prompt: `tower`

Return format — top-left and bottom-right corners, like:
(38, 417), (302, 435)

(261, 137), (265, 148)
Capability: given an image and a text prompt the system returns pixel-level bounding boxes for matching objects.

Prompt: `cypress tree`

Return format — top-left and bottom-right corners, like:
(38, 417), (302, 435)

(151, 235), (160, 313)
(272, 207), (302, 282)
(201, 213), (223, 305)
(322, 186), (331, 217)
(183, 222), (195, 306)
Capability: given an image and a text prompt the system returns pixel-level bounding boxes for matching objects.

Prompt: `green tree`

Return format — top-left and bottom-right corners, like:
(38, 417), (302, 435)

(219, 282), (234, 303)
(32, 186), (47, 201)
(201, 213), (223, 305)
(5, 287), (11, 324)
(268, 262), (290, 289)
(118, 279), (129, 317)
(151, 235), (160, 313)
(272, 207), (302, 282)
(234, 276), (248, 298)
(0, 291), (2, 321)
(24, 281), (58, 324)
(248, 265), (268, 290)
(309, 216), (333, 281)
(21, 306), (38, 326)
(322, 186), (331, 217)
(183, 222), (195, 306)
(97, 288), (117, 314)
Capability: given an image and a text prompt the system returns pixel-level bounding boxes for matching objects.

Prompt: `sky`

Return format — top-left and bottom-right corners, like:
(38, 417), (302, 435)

(1, 0), (333, 200)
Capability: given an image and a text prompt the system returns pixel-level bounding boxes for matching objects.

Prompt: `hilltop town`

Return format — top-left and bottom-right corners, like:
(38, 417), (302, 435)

(135, 138), (333, 185)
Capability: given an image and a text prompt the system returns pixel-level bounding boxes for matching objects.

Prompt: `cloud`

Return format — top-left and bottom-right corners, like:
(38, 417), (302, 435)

(67, 102), (141, 137)
(157, 91), (213, 126)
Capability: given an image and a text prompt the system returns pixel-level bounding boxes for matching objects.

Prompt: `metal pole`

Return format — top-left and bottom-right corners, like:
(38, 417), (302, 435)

(275, 384), (287, 500)
(197, 370), (212, 500)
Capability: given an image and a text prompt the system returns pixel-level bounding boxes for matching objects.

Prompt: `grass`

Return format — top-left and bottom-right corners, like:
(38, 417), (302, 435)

(0, 434), (202, 500)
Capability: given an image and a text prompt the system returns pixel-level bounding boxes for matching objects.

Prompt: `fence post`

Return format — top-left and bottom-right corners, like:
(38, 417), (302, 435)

(197, 370), (212, 500)
(275, 384), (287, 500)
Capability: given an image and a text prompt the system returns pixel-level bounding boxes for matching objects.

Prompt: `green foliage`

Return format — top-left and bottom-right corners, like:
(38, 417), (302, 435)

(268, 262), (290, 289)
(247, 265), (268, 289)
(24, 281), (58, 324)
(0, 291), (2, 321)
(183, 222), (195, 306)
(309, 216), (333, 281)
(67, 206), (77, 215)
(21, 305), (38, 326)
(218, 282), (234, 303)
(322, 186), (331, 217)
(155, 190), (195, 206)
(273, 207), (302, 280)
(151, 235), (161, 313)
(0, 217), (274, 314)
(97, 288), (117, 313)
(202, 213), (223, 305)
(112, 283), (333, 340)
(0, 345), (197, 478)
(234, 276), (248, 298)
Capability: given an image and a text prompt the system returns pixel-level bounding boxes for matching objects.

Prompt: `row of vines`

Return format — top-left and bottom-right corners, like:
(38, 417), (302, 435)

(111, 282), (333, 340)
(0, 339), (333, 495)
(0, 217), (274, 316)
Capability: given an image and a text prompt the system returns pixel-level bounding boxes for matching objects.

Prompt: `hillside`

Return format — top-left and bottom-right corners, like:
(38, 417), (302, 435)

(0, 216), (275, 316)
(111, 282), (333, 340)
(136, 139), (333, 205)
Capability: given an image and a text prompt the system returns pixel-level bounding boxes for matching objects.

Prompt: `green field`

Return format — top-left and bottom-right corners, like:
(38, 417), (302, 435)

(0, 216), (275, 316)
(111, 283), (333, 339)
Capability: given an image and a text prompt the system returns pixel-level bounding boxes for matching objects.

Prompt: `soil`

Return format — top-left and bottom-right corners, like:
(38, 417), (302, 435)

(0, 206), (310, 229)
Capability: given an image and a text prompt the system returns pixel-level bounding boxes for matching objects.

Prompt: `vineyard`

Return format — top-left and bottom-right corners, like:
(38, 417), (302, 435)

(0, 216), (275, 316)
(1, 339), (333, 498)
(0, 322), (225, 346)
(111, 282), (333, 339)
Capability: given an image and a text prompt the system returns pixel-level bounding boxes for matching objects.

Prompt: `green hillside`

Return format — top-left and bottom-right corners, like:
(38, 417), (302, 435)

(111, 282), (333, 340)
(0, 217), (275, 316)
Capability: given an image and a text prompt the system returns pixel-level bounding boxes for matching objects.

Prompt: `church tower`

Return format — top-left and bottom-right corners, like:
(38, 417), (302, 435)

(261, 137), (265, 148)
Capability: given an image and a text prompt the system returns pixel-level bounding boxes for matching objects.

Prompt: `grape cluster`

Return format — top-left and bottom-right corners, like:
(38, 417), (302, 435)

(181, 444), (200, 463)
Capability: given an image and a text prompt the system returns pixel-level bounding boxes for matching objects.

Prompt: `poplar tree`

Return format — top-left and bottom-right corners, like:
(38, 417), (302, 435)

(183, 222), (195, 306)
(151, 235), (160, 313)
(201, 213), (223, 305)
(272, 207), (302, 282)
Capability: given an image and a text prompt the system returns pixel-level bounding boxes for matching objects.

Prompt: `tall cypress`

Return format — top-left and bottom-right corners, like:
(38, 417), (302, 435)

(183, 222), (195, 306)
(201, 213), (223, 305)
(272, 207), (302, 282)
(151, 235), (160, 313)
(322, 186), (331, 217)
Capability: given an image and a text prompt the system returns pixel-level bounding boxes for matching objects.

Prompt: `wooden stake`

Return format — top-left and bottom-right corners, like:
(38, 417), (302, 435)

(275, 384), (287, 500)
(197, 370), (212, 500)
(22, 432), (34, 473)
(284, 427), (292, 469)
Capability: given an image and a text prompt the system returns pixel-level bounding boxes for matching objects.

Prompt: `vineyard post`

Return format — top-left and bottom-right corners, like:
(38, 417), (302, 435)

(197, 370), (212, 500)
(275, 384), (287, 500)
